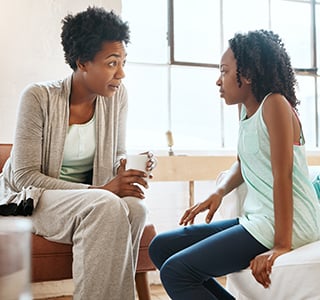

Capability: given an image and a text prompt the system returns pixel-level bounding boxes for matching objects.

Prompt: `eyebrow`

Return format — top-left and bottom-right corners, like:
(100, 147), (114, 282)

(219, 64), (228, 70)
(106, 53), (128, 59)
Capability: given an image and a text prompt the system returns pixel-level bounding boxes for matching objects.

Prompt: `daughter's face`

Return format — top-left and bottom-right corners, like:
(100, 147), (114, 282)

(216, 47), (252, 106)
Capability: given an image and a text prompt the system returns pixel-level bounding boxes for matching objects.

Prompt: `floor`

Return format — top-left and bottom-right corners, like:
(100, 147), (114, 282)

(145, 284), (169, 300)
(40, 277), (226, 300)
(146, 280), (226, 300)
(38, 285), (167, 300)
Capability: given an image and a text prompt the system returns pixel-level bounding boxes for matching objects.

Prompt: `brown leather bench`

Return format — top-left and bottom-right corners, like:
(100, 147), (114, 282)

(0, 143), (156, 300)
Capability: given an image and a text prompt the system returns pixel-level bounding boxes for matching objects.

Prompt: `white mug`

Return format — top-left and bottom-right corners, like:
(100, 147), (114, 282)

(126, 154), (149, 173)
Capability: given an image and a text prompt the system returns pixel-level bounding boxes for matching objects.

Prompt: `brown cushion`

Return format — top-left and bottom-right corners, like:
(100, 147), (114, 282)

(31, 234), (72, 282)
(0, 144), (11, 170)
(31, 224), (157, 281)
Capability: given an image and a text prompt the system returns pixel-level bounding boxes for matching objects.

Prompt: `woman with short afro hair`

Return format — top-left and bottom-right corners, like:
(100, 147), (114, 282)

(0, 6), (156, 300)
(149, 30), (320, 300)
(61, 8), (130, 71)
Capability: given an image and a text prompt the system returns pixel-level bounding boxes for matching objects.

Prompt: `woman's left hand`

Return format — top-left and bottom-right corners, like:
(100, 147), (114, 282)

(250, 247), (290, 288)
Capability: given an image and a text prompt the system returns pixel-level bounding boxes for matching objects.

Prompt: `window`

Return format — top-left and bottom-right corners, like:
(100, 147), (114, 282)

(122, 0), (320, 153)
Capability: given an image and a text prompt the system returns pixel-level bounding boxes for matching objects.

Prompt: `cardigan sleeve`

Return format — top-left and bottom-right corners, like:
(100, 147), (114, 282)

(114, 83), (128, 174)
(5, 82), (89, 192)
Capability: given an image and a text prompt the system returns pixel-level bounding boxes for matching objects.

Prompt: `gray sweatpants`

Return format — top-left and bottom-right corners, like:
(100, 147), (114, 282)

(30, 188), (147, 300)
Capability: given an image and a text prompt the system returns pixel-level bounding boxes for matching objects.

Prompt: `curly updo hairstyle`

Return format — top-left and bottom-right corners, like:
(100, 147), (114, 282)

(61, 6), (130, 71)
(229, 29), (299, 108)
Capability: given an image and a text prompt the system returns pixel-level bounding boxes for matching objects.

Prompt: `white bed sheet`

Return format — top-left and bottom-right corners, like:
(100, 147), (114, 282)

(227, 240), (320, 299)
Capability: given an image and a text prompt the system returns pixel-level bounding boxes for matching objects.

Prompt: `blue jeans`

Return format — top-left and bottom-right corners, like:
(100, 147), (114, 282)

(149, 219), (269, 300)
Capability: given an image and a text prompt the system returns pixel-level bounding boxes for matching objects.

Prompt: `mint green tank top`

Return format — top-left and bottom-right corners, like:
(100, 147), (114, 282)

(238, 94), (320, 249)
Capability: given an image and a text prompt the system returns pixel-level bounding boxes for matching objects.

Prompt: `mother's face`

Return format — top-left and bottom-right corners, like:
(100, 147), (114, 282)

(78, 41), (127, 98)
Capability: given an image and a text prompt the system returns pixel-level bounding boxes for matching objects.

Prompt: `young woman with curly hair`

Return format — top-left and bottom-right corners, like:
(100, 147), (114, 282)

(149, 30), (320, 300)
(0, 7), (156, 300)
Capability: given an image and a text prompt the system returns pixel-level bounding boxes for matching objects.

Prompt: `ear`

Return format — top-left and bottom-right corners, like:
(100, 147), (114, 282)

(243, 77), (252, 84)
(76, 59), (87, 72)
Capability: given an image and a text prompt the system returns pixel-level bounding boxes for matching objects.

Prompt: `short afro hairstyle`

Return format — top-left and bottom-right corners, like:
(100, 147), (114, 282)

(61, 6), (130, 71)
(229, 29), (299, 109)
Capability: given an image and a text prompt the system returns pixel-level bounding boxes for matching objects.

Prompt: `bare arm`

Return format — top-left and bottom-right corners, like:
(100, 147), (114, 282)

(250, 94), (294, 288)
(215, 159), (244, 197)
(266, 95), (294, 250)
(179, 158), (244, 225)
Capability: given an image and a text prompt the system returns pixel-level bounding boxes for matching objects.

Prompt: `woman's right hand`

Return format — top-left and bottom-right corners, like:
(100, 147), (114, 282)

(179, 193), (223, 226)
(91, 159), (149, 199)
(179, 162), (242, 226)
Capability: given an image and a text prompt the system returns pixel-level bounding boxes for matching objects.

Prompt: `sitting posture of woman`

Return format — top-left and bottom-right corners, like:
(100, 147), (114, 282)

(0, 7), (156, 300)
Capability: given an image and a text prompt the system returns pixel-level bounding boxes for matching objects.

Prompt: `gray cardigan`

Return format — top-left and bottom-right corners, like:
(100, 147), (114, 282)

(0, 75), (128, 207)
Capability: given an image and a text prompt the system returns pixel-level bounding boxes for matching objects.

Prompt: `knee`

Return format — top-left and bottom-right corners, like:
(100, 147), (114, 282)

(148, 234), (159, 260)
(122, 196), (147, 222)
(148, 234), (167, 269)
(160, 256), (185, 285)
(86, 188), (120, 202)
(87, 189), (127, 218)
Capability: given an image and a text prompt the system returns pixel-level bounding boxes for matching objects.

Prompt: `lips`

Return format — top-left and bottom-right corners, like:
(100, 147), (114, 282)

(109, 84), (119, 91)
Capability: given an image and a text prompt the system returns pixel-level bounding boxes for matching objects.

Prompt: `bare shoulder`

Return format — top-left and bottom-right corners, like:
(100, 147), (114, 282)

(262, 93), (292, 121)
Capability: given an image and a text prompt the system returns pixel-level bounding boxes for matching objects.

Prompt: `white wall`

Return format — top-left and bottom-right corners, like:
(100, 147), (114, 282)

(0, 0), (121, 142)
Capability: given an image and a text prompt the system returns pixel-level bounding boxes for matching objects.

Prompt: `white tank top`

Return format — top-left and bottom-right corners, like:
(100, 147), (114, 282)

(60, 114), (96, 183)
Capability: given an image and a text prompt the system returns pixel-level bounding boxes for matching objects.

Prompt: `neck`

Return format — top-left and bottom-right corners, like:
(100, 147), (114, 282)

(70, 72), (96, 105)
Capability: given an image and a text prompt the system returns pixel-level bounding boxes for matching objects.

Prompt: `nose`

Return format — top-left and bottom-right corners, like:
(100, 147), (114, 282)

(216, 75), (221, 86)
(115, 65), (125, 79)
